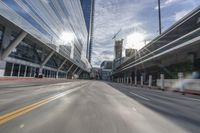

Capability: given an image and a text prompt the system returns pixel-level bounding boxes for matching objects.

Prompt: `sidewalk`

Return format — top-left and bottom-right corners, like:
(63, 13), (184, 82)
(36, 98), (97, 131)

(120, 83), (200, 96)
(0, 77), (72, 89)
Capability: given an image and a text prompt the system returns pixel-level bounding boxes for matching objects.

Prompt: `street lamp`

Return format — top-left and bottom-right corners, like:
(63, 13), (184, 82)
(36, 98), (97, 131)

(158, 0), (162, 35)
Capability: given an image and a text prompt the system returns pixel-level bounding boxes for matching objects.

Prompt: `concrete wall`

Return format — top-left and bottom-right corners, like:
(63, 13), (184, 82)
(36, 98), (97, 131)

(157, 79), (200, 91)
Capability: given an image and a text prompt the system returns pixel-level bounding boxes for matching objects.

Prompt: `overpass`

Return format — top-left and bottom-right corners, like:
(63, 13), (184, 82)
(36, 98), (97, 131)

(112, 6), (200, 90)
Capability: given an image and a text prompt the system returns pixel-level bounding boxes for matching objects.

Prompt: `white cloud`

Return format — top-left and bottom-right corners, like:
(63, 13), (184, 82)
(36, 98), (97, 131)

(92, 0), (154, 67)
(92, 0), (199, 67)
(164, 0), (180, 4)
(174, 10), (190, 21)
(155, 0), (181, 10)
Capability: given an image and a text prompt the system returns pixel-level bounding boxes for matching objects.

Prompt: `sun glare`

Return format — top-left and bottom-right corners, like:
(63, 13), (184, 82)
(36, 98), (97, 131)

(60, 32), (75, 43)
(126, 32), (145, 50)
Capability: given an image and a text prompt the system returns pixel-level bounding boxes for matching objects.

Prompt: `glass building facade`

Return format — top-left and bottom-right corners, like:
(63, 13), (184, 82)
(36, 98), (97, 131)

(80, 0), (95, 63)
(0, 0), (89, 67)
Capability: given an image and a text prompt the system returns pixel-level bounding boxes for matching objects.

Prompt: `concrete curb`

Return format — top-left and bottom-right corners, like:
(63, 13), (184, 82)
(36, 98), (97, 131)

(123, 83), (200, 96)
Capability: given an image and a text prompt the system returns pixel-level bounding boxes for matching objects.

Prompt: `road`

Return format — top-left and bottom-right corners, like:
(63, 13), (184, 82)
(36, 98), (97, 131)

(0, 80), (200, 133)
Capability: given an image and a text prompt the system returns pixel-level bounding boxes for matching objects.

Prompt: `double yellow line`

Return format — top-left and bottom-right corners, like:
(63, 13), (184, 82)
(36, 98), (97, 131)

(0, 86), (81, 125)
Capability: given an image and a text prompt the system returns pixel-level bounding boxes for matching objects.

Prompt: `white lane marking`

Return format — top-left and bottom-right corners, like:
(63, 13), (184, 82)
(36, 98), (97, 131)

(129, 92), (150, 101)
(184, 97), (200, 102)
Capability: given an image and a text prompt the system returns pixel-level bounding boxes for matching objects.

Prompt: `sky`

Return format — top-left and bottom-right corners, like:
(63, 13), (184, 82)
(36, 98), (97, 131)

(91, 0), (200, 67)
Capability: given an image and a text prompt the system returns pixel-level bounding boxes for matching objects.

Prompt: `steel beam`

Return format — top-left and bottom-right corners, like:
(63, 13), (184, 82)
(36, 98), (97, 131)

(66, 64), (74, 74)
(1, 31), (27, 59)
(58, 59), (67, 71)
(77, 69), (83, 76)
(56, 59), (67, 79)
(41, 51), (55, 66)
(72, 67), (79, 75)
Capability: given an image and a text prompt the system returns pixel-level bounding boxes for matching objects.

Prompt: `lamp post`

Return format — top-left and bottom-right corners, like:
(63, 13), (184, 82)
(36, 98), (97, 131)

(158, 0), (162, 35)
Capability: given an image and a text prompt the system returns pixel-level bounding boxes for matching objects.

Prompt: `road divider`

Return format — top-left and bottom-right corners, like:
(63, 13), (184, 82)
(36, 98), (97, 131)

(0, 84), (86, 125)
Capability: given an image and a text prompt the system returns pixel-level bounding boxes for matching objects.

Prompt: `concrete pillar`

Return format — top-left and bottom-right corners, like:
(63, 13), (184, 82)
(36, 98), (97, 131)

(160, 74), (165, 90)
(1, 31), (27, 59)
(72, 67), (78, 79)
(29, 67), (32, 77)
(10, 63), (14, 77)
(130, 77), (132, 84)
(178, 72), (184, 92)
(39, 66), (43, 75)
(24, 65), (27, 77)
(149, 75), (152, 87)
(0, 61), (6, 77)
(141, 75), (143, 86)
(66, 64), (74, 78)
(56, 71), (59, 79)
(18, 64), (21, 77)
(127, 77), (129, 84)
(134, 76), (137, 85)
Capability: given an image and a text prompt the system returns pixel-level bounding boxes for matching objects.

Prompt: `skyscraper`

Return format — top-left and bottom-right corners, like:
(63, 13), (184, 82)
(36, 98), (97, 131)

(81, 0), (95, 63)
(114, 39), (123, 59)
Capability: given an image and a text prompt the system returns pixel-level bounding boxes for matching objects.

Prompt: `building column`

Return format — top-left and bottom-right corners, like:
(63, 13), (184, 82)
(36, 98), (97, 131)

(18, 64), (21, 77)
(24, 65), (27, 77)
(72, 66), (78, 79)
(10, 63), (14, 77)
(29, 67), (32, 77)
(39, 51), (55, 75)
(56, 59), (67, 79)
(0, 61), (6, 77)
(66, 64), (74, 79)
(127, 77), (129, 84)
(160, 74), (165, 90)
(149, 75), (152, 87)
(56, 71), (59, 79)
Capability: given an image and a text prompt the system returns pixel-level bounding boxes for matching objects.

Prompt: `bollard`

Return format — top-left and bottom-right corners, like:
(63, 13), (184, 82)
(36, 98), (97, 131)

(149, 75), (152, 87)
(130, 77), (132, 85)
(178, 72), (184, 93)
(160, 74), (164, 90)
(134, 76), (137, 85)
(141, 75), (143, 86)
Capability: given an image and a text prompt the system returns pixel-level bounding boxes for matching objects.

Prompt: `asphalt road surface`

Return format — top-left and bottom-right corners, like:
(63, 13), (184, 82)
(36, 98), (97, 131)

(0, 80), (200, 133)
